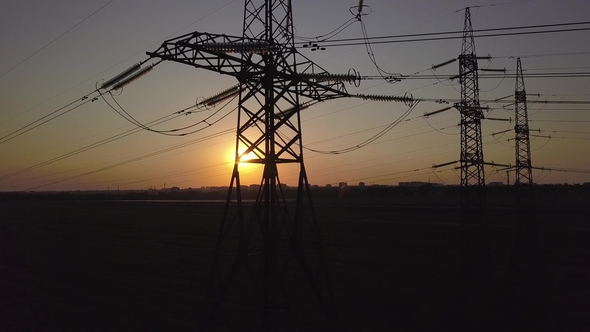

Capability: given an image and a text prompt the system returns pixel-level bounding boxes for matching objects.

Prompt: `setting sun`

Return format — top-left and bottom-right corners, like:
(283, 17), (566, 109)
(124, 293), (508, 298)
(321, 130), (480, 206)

(226, 145), (260, 170)
(237, 147), (257, 163)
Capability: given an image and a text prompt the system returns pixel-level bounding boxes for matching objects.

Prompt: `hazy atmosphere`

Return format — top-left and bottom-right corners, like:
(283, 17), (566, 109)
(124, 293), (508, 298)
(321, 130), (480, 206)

(1, 0), (590, 191)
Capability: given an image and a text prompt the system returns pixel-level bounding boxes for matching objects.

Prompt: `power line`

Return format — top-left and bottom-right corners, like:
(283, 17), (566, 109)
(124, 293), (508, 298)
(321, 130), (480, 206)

(0, 104), (210, 181)
(295, 21), (590, 47)
(0, 1), (238, 127)
(530, 119), (590, 123)
(0, 1), (114, 79)
(359, 72), (590, 80)
(26, 118), (567, 191)
(301, 101), (420, 154)
(25, 129), (234, 191)
(101, 88), (238, 136)
(0, 91), (101, 145)
(493, 51), (590, 59)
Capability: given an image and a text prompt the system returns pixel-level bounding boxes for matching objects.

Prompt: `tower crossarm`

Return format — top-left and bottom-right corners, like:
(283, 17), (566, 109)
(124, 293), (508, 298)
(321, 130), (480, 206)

(147, 31), (352, 104)
(146, 31), (268, 77)
(291, 54), (351, 101)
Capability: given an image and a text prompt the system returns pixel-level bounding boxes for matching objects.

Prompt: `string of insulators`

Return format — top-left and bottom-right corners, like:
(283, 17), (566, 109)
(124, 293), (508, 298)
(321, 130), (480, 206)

(423, 106), (452, 118)
(492, 129), (512, 136)
(508, 134), (551, 142)
(358, 0), (364, 14)
(202, 42), (276, 54)
(481, 68), (506, 72)
(111, 65), (154, 90)
(432, 160), (459, 168)
(485, 117), (512, 122)
(100, 63), (141, 89)
(300, 73), (358, 84)
(356, 93), (416, 106)
(493, 94), (513, 102)
(197, 85), (242, 108)
(275, 102), (313, 119)
(431, 58), (456, 71)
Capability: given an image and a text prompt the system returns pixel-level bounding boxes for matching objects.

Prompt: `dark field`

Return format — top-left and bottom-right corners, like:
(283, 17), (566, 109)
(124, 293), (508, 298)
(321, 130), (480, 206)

(1, 199), (589, 331)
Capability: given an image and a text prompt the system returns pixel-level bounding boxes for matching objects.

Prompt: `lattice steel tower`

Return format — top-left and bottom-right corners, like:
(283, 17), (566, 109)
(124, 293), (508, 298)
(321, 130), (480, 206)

(453, 7), (490, 269)
(514, 57), (533, 188)
(147, 0), (363, 330)
(456, 7), (486, 210)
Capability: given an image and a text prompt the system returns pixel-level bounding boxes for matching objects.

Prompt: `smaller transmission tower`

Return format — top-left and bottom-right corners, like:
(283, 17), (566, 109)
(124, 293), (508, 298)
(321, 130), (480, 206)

(514, 58), (533, 191)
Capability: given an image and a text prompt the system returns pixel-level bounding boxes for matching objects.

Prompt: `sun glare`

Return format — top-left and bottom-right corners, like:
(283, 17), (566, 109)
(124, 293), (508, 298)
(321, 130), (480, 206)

(237, 147), (256, 163)
(227, 146), (259, 170)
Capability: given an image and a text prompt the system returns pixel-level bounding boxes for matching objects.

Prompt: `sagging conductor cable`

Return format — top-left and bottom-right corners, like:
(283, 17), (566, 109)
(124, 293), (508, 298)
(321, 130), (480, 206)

(0, 104), (208, 182)
(0, 92), (101, 146)
(102, 84), (240, 136)
(0, 59), (160, 145)
(103, 87), (237, 136)
(302, 101), (420, 155)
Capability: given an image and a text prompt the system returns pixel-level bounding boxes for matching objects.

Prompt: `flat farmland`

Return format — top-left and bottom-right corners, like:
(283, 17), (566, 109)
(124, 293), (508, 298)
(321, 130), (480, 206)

(1, 199), (589, 331)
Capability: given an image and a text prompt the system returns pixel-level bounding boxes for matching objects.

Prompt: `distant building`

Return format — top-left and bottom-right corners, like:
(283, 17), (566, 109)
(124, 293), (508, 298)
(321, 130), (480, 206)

(339, 182), (347, 189)
(359, 182), (365, 187)
(398, 181), (429, 187)
(326, 184), (332, 188)
(488, 182), (504, 186)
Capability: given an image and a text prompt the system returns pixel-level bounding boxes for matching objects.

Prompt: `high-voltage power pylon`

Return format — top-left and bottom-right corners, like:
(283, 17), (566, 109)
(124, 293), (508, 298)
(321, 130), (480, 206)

(455, 7), (490, 269)
(145, 0), (409, 330)
(457, 7), (486, 212)
(514, 57), (533, 197)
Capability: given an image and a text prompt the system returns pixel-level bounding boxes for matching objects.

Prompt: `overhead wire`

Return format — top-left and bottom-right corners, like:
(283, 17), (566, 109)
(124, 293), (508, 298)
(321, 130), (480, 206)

(0, 91), (101, 145)
(301, 101), (420, 154)
(421, 116), (459, 136)
(0, 0), (114, 80)
(299, 26), (590, 48)
(10, 101), (454, 189)
(0, 109), (183, 181)
(295, 21), (590, 47)
(8, 4), (590, 189)
(0, 1), (238, 126)
(101, 87), (238, 136)
(295, 17), (359, 42)
(25, 128), (235, 191)
(305, 128), (536, 186)
(0, 59), (156, 145)
(40, 110), (580, 190)
(0, 100), (237, 182)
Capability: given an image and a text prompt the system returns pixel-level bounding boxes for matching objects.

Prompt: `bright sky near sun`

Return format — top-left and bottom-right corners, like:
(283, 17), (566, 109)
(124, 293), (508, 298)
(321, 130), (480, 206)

(1, 0), (589, 191)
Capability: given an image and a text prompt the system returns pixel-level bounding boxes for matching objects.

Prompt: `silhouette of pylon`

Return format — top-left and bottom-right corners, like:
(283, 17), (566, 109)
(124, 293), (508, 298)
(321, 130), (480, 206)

(514, 57), (534, 198)
(455, 7), (490, 272)
(148, 0), (358, 330)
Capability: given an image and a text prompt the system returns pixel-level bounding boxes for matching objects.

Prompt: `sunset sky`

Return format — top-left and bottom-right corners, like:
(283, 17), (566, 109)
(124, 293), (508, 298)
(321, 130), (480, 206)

(1, 0), (589, 191)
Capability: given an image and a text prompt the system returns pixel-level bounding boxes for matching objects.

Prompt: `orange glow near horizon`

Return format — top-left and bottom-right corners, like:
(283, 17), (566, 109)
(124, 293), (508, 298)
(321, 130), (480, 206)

(226, 145), (260, 169)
